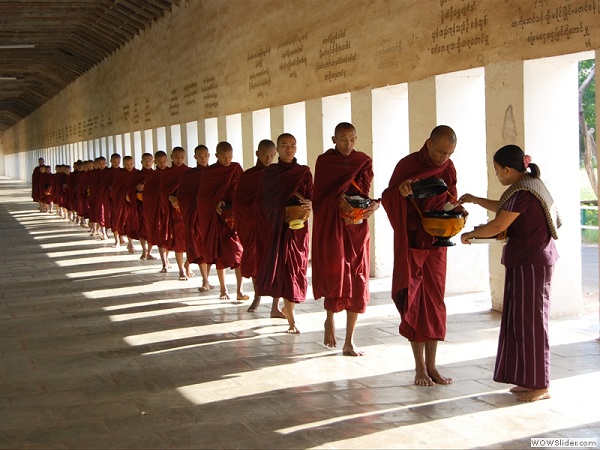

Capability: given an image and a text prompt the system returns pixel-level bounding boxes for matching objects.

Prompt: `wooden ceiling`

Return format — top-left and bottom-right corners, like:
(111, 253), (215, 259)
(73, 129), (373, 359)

(0, 0), (179, 134)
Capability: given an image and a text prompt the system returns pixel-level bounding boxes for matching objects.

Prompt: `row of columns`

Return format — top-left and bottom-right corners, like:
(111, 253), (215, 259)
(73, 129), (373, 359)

(5, 53), (591, 316)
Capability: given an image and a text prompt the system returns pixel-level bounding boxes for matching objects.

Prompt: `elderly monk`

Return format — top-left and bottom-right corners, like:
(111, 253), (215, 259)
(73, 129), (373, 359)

(382, 125), (463, 386)
(233, 139), (284, 317)
(176, 145), (213, 291)
(110, 155), (138, 253)
(32, 157), (45, 211)
(255, 133), (313, 333)
(162, 146), (192, 280)
(126, 153), (156, 260)
(197, 142), (247, 300)
(312, 122), (380, 356)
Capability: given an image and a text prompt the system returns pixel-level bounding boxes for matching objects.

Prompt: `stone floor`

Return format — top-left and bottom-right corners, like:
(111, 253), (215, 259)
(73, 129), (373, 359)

(0, 175), (598, 449)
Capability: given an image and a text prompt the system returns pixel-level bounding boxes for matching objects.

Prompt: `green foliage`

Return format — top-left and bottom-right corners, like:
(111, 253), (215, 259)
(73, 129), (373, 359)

(579, 59), (596, 157)
(582, 228), (598, 244)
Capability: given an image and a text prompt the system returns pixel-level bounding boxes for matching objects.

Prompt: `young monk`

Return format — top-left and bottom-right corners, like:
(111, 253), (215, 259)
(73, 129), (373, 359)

(87, 156), (110, 240)
(176, 145), (213, 291)
(32, 157), (45, 211)
(38, 165), (53, 213)
(126, 153), (155, 260)
(106, 153), (125, 247)
(196, 142), (248, 300)
(162, 147), (192, 280)
(110, 155), (138, 252)
(233, 139), (284, 317)
(143, 151), (169, 270)
(255, 133), (313, 333)
(312, 122), (380, 356)
(67, 160), (83, 223)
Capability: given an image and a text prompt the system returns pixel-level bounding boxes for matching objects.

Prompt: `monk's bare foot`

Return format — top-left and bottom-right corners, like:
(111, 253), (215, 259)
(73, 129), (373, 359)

(510, 386), (531, 393)
(247, 298), (261, 312)
(140, 253), (148, 260)
(146, 255), (157, 260)
(112, 242), (121, 248)
(237, 294), (250, 301)
(198, 284), (214, 292)
(415, 369), (435, 386)
(324, 319), (337, 348)
(178, 274), (188, 281)
(270, 310), (286, 319)
(219, 292), (230, 300)
(342, 346), (364, 357)
(127, 244), (135, 254)
(427, 367), (453, 385)
(186, 270), (195, 278)
(517, 389), (550, 402)
(287, 325), (300, 334)
(159, 267), (168, 273)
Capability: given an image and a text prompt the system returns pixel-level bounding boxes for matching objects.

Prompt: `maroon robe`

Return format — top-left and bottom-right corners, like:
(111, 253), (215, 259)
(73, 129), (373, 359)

(381, 143), (457, 342)
(51, 172), (62, 206)
(196, 162), (243, 269)
(58, 172), (69, 209)
(110, 168), (137, 235)
(161, 164), (190, 252)
(126, 168), (153, 241)
(142, 167), (167, 246)
(77, 170), (91, 219)
(177, 166), (206, 264)
(38, 172), (53, 204)
(312, 148), (373, 313)
(67, 170), (81, 213)
(255, 158), (312, 302)
(233, 161), (266, 278)
(87, 169), (106, 224)
(31, 166), (42, 202)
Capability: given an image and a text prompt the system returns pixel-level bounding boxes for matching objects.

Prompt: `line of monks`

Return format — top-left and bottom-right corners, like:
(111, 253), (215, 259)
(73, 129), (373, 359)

(29, 122), (461, 387)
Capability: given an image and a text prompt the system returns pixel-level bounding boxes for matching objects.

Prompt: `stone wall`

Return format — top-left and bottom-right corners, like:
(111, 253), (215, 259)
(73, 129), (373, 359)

(3, 0), (600, 152)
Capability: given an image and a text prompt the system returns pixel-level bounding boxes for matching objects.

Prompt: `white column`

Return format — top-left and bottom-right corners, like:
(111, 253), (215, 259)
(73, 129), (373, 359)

(305, 98), (323, 170)
(436, 68), (488, 295)
(241, 111), (254, 169)
(270, 105), (284, 141)
(524, 55), (583, 316)
(284, 102), (307, 165)
(225, 113), (243, 165)
(408, 77), (437, 153)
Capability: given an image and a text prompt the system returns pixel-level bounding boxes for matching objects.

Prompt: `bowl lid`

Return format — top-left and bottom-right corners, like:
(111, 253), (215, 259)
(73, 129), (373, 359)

(410, 177), (447, 198)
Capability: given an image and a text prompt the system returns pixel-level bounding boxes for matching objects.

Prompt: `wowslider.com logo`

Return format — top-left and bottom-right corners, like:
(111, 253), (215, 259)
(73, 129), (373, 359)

(531, 438), (597, 448)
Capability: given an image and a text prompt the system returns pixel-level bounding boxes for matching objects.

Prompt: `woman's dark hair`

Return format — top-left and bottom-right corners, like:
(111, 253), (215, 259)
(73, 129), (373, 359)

(493, 144), (540, 179)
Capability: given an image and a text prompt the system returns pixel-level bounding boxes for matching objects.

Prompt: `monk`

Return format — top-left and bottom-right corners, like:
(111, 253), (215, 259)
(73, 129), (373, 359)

(32, 157), (45, 211)
(110, 155), (137, 252)
(233, 139), (284, 317)
(382, 125), (464, 386)
(255, 133), (313, 333)
(143, 151), (169, 270)
(162, 147), (192, 280)
(38, 165), (53, 213)
(196, 141), (247, 300)
(312, 122), (380, 356)
(87, 156), (109, 239)
(67, 160), (84, 223)
(176, 145), (213, 291)
(126, 152), (156, 260)
(106, 153), (125, 247)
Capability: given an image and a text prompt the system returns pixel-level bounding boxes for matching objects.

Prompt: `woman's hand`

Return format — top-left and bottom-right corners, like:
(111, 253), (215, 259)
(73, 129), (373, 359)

(461, 231), (474, 245)
(459, 193), (476, 204)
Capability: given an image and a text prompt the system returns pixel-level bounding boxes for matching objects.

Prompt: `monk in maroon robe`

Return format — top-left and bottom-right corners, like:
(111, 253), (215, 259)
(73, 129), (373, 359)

(382, 125), (462, 386)
(233, 139), (284, 317)
(143, 151), (169, 270)
(255, 133), (313, 333)
(312, 122), (380, 356)
(51, 165), (63, 216)
(67, 161), (83, 222)
(125, 153), (155, 260)
(176, 145), (213, 291)
(105, 153), (124, 247)
(162, 147), (191, 280)
(38, 165), (53, 213)
(196, 142), (247, 300)
(32, 157), (45, 210)
(110, 156), (137, 252)
(87, 157), (109, 239)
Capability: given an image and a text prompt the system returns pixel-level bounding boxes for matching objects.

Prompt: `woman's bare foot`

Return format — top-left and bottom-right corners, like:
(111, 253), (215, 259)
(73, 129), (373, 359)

(247, 298), (261, 312)
(427, 367), (453, 385)
(324, 318), (336, 348)
(415, 368), (435, 386)
(510, 386), (531, 393)
(517, 389), (550, 402)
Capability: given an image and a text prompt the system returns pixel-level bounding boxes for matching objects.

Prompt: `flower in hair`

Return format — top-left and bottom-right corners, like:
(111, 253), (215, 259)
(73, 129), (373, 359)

(523, 155), (532, 169)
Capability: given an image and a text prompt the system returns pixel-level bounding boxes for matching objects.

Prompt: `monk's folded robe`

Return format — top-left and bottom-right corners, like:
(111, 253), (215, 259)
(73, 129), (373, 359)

(255, 158), (312, 302)
(177, 166), (206, 264)
(232, 160), (267, 278)
(196, 161), (243, 269)
(312, 148), (374, 314)
(381, 143), (457, 342)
